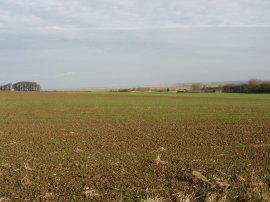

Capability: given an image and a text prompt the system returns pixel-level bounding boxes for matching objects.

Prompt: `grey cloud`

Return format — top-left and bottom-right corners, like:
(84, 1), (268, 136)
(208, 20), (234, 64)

(0, 0), (270, 89)
(1, 0), (270, 32)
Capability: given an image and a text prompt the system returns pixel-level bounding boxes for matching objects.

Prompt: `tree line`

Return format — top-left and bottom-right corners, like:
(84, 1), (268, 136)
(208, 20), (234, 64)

(223, 79), (270, 93)
(189, 79), (270, 93)
(0, 81), (41, 91)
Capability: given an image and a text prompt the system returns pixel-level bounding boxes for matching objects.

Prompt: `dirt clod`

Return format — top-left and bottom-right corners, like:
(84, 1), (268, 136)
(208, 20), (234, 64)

(83, 189), (100, 198)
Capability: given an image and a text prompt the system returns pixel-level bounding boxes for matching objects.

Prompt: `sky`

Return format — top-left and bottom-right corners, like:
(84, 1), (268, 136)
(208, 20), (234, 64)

(0, 0), (270, 89)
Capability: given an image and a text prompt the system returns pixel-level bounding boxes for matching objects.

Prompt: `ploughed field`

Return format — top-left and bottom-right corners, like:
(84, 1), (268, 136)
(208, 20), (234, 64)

(0, 91), (269, 201)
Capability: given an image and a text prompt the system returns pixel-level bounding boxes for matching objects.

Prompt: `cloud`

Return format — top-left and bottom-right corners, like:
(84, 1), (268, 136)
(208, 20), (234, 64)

(1, 0), (269, 46)
(1, 0), (270, 33)
(1, 0), (270, 89)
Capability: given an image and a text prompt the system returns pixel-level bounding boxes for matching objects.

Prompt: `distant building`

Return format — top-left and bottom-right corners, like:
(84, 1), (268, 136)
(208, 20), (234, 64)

(177, 88), (189, 93)
(203, 86), (223, 93)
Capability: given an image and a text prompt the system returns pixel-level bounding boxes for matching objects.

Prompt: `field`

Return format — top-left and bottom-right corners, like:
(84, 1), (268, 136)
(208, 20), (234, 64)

(0, 91), (270, 201)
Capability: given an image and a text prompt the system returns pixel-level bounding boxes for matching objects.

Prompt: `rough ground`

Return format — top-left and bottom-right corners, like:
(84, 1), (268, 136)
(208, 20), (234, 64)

(0, 92), (269, 201)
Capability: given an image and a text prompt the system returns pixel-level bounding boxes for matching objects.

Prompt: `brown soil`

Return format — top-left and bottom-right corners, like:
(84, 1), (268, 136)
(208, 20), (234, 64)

(0, 120), (269, 201)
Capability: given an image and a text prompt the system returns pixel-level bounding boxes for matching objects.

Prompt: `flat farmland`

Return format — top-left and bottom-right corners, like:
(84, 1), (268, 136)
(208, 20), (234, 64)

(0, 91), (269, 201)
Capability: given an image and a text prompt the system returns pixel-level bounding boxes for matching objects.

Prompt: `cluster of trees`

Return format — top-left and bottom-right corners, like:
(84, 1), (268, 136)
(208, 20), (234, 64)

(189, 79), (270, 93)
(223, 79), (270, 93)
(0, 81), (41, 91)
(0, 83), (12, 91)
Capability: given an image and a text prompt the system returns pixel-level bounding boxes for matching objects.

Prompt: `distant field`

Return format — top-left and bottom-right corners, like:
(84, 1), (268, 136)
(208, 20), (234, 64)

(1, 91), (270, 122)
(0, 91), (269, 201)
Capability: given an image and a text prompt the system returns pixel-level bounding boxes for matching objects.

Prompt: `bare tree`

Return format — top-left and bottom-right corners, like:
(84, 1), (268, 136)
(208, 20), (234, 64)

(191, 83), (202, 92)
(248, 78), (262, 87)
(0, 83), (12, 91)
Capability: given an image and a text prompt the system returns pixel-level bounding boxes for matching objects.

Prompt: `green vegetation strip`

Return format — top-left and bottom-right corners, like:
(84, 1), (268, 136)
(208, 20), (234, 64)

(0, 92), (269, 122)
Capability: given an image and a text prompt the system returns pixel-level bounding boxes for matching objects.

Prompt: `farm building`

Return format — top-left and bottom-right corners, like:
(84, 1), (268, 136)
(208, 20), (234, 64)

(203, 86), (223, 93)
